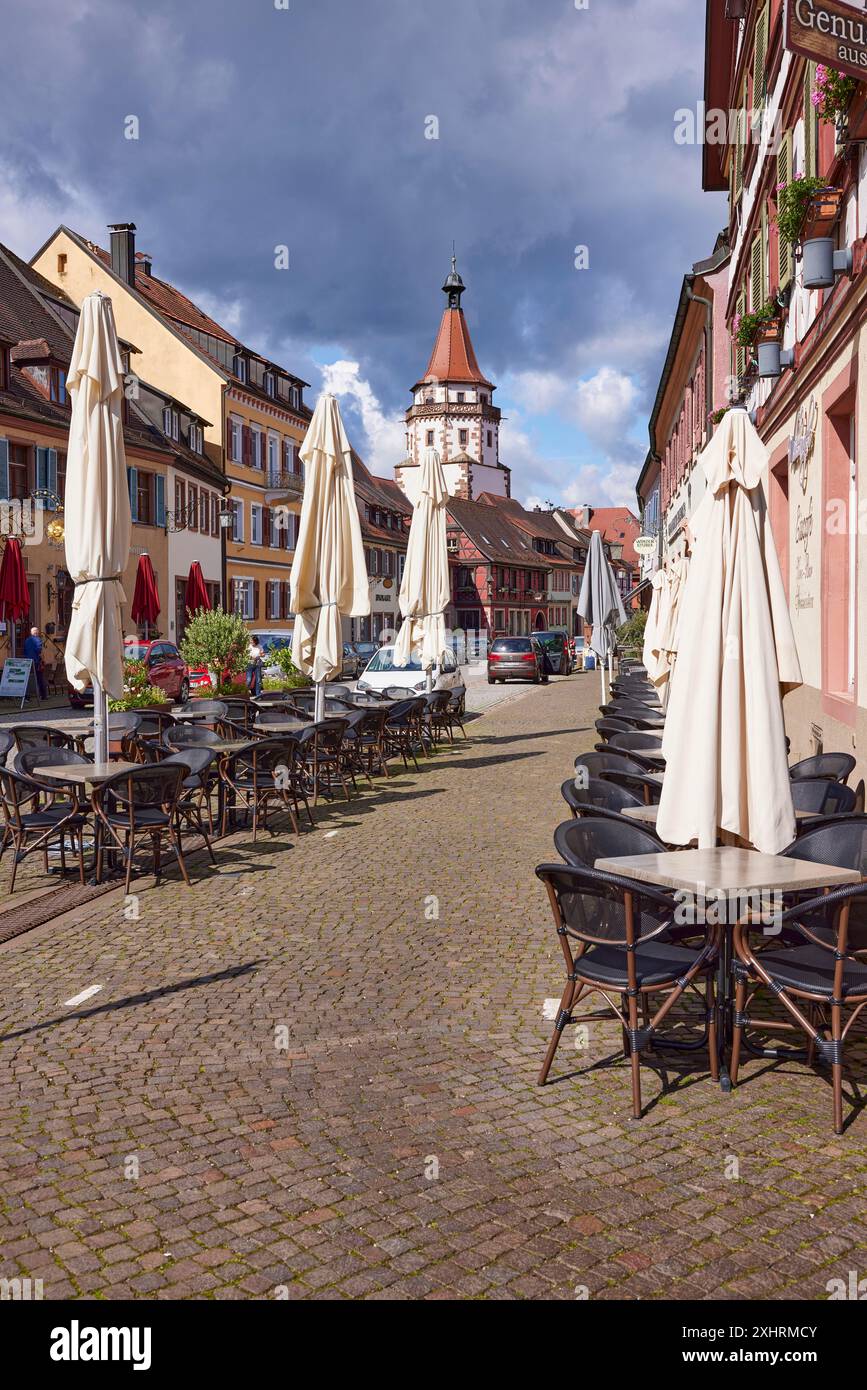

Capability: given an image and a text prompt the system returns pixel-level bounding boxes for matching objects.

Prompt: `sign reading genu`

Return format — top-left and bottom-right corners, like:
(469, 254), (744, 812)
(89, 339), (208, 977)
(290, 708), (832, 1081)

(787, 0), (867, 79)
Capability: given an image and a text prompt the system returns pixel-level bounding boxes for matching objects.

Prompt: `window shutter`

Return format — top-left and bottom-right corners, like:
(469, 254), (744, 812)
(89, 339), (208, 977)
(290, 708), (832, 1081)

(777, 130), (794, 288)
(47, 448), (58, 497)
(753, 1), (769, 110)
(0, 439), (8, 500)
(242, 425), (251, 467)
(734, 83), (745, 202)
(253, 580), (260, 620)
(155, 473), (166, 528)
(128, 467), (139, 522)
(35, 447), (47, 492)
(735, 291), (747, 378)
(264, 506), (271, 547)
(804, 62), (817, 178)
(750, 232), (764, 311)
(760, 203), (769, 305)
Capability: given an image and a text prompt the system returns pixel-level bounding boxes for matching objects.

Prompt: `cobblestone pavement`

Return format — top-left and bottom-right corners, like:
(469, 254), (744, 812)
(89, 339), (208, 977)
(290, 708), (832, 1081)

(1, 672), (866, 1302)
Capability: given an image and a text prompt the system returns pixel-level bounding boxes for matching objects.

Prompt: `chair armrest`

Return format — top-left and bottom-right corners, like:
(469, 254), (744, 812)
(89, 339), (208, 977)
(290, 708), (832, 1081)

(778, 880), (867, 925)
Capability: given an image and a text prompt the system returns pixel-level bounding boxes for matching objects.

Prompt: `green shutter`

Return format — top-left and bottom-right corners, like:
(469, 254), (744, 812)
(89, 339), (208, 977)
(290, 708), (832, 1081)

(0, 439), (8, 500)
(154, 473), (166, 528)
(753, 1), (769, 110)
(750, 233), (764, 311)
(128, 466), (138, 522)
(735, 291), (747, 378)
(734, 86), (745, 202)
(804, 62), (817, 178)
(777, 130), (793, 288)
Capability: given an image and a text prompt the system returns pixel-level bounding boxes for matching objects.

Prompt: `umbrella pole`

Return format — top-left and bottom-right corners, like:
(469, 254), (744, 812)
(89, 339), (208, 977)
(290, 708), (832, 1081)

(426, 665), (433, 694)
(93, 676), (108, 764)
(600, 661), (606, 706)
(314, 681), (325, 723)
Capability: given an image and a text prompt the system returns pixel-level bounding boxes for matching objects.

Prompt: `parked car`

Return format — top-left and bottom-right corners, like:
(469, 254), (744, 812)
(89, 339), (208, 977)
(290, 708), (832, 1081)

(531, 630), (571, 675)
(344, 640), (377, 678)
(70, 637), (190, 707)
(356, 644), (462, 694)
(487, 636), (543, 684)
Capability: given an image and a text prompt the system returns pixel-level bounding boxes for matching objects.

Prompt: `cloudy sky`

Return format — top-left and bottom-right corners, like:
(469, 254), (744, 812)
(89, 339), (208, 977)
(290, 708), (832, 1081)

(1, 0), (725, 508)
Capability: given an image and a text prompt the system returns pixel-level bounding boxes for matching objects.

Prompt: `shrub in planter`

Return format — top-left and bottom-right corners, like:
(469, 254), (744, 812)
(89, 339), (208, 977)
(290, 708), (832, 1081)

(735, 299), (780, 348)
(108, 659), (170, 712)
(269, 645), (310, 690)
(776, 176), (842, 245)
(179, 607), (249, 691)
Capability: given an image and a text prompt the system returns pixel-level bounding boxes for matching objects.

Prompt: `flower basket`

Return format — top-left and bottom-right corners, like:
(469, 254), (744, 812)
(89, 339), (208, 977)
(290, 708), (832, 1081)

(756, 319), (782, 345)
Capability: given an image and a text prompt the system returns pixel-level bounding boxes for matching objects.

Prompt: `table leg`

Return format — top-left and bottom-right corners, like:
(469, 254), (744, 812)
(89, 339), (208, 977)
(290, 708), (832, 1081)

(716, 925), (733, 1092)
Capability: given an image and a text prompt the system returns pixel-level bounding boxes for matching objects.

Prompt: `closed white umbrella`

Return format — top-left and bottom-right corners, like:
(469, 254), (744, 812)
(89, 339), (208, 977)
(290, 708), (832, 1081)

(64, 292), (132, 763)
(290, 393), (370, 720)
(393, 447), (450, 690)
(656, 408), (801, 854)
(642, 566), (671, 690)
(577, 529), (626, 703)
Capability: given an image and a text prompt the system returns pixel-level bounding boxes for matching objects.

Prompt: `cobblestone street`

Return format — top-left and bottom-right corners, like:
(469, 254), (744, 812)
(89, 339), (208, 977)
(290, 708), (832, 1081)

(1, 671), (866, 1302)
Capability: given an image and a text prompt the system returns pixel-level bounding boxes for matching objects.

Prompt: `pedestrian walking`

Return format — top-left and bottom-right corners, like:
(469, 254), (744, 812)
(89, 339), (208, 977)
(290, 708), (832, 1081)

(23, 625), (47, 699)
(246, 634), (264, 697)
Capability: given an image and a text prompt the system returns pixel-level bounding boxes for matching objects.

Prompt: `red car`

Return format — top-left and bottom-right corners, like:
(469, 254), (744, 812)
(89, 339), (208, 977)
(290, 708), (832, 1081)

(68, 637), (191, 707)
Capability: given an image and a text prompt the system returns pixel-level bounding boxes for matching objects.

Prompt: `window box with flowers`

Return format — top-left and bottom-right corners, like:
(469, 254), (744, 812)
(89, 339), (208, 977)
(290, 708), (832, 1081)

(776, 175), (850, 289)
(812, 65), (857, 137)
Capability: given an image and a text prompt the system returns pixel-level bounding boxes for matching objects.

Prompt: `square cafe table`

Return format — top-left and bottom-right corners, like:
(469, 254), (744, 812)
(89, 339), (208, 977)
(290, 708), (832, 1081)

(39, 761), (141, 884)
(593, 846), (862, 1091)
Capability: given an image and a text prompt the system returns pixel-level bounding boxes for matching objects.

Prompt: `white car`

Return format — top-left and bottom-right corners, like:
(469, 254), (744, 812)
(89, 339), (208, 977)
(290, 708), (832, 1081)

(356, 644), (462, 695)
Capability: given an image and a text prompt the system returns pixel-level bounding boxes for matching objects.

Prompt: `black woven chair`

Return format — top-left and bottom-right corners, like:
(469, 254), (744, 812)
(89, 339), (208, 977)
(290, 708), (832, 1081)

(353, 707), (391, 779)
(731, 817), (867, 1134)
(554, 814), (665, 864)
(10, 724), (78, 755)
(296, 719), (352, 803)
(600, 768), (663, 806)
(92, 763), (191, 893)
(220, 737), (312, 838)
(175, 700), (228, 727)
(220, 699), (257, 732)
(163, 725), (223, 750)
(0, 755), (90, 888)
(384, 698), (425, 771)
(446, 685), (468, 739)
(595, 718), (632, 741)
(383, 686), (418, 701)
(421, 690), (453, 750)
(535, 861), (718, 1116)
(560, 774), (644, 822)
(791, 778), (857, 817)
(574, 750), (647, 780)
(0, 729), (13, 764)
(160, 748), (219, 857)
(790, 753), (856, 785)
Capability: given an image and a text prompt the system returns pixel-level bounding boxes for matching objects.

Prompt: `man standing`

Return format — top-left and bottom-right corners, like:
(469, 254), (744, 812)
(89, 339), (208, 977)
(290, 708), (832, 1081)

(23, 625), (46, 700)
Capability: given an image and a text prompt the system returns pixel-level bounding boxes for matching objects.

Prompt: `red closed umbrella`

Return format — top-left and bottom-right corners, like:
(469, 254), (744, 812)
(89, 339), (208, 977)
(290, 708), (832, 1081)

(0, 538), (30, 655)
(185, 561), (211, 615)
(130, 553), (161, 634)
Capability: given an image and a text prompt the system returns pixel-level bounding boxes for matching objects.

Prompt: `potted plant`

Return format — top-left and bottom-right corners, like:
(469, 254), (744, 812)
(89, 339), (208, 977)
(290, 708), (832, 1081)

(812, 65), (857, 133)
(734, 298), (781, 350)
(268, 645), (311, 691)
(776, 175), (850, 289)
(108, 659), (171, 712)
(179, 606), (249, 694)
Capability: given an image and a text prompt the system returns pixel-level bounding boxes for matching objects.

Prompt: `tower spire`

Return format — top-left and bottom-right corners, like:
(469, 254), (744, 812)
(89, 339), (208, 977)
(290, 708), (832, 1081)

(442, 251), (465, 310)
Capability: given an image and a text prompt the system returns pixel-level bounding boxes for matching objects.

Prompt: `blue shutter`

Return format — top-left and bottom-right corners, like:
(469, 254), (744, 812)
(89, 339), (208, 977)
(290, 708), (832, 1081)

(0, 439), (8, 500)
(154, 473), (166, 527)
(47, 449), (58, 502)
(128, 466), (139, 522)
(35, 447), (47, 492)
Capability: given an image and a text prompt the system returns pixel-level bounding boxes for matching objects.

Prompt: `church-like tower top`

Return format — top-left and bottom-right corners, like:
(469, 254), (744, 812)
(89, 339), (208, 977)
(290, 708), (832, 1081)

(442, 255), (465, 309)
(419, 257), (492, 390)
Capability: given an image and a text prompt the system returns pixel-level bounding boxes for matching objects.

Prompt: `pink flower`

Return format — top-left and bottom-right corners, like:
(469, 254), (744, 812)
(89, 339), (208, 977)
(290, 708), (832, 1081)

(777, 180), (786, 191)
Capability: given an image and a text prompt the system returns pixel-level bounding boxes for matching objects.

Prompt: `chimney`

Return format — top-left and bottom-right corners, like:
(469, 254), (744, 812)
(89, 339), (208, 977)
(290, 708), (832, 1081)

(108, 223), (137, 287)
(135, 251), (153, 276)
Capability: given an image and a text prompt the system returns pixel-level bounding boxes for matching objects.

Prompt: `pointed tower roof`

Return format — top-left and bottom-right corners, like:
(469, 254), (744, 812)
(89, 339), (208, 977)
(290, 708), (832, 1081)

(416, 257), (493, 390)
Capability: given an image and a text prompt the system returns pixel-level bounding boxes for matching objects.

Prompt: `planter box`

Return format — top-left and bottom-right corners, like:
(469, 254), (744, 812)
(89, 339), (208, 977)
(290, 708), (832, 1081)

(756, 320), (782, 345)
(801, 187), (843, 241)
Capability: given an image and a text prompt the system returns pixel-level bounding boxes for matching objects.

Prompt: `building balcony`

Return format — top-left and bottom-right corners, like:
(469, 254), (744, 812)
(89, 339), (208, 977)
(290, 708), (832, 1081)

(264, 470), (305, 502)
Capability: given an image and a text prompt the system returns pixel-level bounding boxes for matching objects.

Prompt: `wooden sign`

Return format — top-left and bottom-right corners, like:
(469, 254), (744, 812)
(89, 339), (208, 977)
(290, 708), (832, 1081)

(786, 0), (867, 81)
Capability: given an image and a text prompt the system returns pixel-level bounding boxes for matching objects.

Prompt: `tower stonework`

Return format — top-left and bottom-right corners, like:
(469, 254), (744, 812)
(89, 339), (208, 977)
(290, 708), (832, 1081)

(395, 260), (511, 504)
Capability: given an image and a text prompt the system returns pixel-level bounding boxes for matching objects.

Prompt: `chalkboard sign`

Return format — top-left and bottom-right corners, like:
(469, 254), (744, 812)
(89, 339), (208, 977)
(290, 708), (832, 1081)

(0, 656), (36, 708)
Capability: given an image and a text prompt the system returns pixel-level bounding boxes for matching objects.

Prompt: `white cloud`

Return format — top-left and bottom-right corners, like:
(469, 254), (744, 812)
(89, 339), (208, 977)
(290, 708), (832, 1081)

(574, 367), (639, 451)
(319, 359), (405, 474)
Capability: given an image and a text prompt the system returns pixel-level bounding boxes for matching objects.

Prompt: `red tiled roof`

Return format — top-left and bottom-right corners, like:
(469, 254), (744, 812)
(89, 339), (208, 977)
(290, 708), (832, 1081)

(420, 308), (492, 388)
(87, 243), (235, 343)
(576, 507), (641, 566)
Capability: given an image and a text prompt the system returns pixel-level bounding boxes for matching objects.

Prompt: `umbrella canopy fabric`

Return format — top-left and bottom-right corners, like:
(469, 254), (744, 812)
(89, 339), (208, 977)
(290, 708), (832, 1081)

(656, 408), (802, 855)
(577, 529), (626, 661)
(185, 560), (211, 614)
(0, 538), (29, 625)
(290, 394), (370, 683)
(131, 553), (161, 627)
(393, 447), (450, 672)
(64, 292), (131, 700)
(641, 568), (670, 684)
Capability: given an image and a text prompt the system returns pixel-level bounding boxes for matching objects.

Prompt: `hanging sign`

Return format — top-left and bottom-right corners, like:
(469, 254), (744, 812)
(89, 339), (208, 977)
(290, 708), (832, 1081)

(634, 535), (657, 555)
(789, 396), (818, 493)
(785, 0), (867, 82)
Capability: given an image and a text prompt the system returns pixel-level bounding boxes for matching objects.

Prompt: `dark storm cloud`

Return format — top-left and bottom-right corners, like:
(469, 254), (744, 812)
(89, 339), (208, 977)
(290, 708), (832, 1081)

(0, 0), (725, 494)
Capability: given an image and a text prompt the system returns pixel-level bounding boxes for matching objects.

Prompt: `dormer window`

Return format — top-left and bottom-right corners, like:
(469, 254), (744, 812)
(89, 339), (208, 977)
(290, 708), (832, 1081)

(189, 423), (203, 453)
(162, 406), (179, 441)
(264, 371), (276, 398)
(233, 354), (248, 384)
(49, 366), (67, 405)
(290, 385), (300, 409)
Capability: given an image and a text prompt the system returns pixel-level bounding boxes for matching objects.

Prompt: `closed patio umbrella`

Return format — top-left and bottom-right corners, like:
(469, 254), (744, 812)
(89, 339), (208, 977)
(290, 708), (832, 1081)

(0, 538), (29, 656)
(577, 529), (626, 703)
(185, 560), (211, 615)
(131, 552), (160, 636)
(64, 291), (132, 763)
(290, 393), (370, 720)
(656, 408), (801, 854)
(393, 446), (450, 689)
